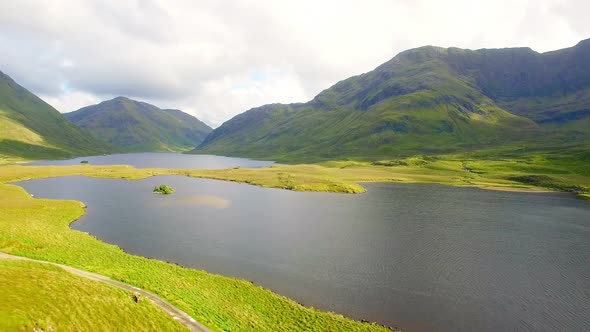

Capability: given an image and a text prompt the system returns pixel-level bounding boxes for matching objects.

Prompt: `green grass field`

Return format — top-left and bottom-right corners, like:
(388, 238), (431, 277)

(0, 259), (187, 331)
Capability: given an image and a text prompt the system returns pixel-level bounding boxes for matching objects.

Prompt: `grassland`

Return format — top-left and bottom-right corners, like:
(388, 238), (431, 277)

(0, 259), (188, 331)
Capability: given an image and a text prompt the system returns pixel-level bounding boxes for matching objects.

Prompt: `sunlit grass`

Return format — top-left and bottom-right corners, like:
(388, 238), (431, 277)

(0, 259), (188, 331)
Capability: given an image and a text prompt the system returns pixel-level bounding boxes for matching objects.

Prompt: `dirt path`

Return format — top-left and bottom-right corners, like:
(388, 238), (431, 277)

(0, 252), (211, 332)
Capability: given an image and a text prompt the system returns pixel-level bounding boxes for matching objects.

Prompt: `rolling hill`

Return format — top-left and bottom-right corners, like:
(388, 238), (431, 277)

(0, 70), (110, 161)
(194, 39), (590, 162)
(66, 97), (212, 152)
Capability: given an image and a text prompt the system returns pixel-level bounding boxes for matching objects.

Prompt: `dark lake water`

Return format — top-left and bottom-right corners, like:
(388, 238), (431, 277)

(19, 176), (590, 332)
(26, 152), (274, 169)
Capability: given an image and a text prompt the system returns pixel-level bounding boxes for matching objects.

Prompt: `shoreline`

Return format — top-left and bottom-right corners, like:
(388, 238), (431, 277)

(63, 204), (396, 331)
(5, 163), (586, 197)
(473, 185), (555, 193)
(356, 180), (559, 194)
(1, 168), (395, 331)
(12, 173), (403, 330)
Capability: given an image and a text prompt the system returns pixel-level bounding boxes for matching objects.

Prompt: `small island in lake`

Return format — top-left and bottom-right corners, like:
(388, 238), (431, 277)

(153, 184), (175, 195)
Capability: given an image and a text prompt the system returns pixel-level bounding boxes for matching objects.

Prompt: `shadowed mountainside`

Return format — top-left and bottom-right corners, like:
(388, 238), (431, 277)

(0, 71), (111, 160)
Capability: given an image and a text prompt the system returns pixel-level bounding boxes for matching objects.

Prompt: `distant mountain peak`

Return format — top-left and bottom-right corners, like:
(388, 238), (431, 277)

(65, 98), (212, 152)
(397, 45), (447, 58)
(110, 96), (132, 102)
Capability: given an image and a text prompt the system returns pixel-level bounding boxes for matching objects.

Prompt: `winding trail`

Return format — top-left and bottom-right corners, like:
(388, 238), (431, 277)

(0, 252), (211, 332)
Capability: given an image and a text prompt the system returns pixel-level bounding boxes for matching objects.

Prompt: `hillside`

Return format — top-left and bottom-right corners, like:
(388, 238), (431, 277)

(66, 97), (212, 152)
(194, 39), (590, 162)
(0, 71), (110, 161)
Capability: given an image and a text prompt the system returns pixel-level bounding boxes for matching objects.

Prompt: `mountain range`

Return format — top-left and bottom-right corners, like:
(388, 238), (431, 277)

(0, 69), (213, 159)
(193, 39), (590, 161)
(1, 39), (589, 162)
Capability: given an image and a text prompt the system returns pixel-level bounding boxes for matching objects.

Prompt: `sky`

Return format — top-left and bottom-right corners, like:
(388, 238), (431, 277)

(1, 0), (589, 127)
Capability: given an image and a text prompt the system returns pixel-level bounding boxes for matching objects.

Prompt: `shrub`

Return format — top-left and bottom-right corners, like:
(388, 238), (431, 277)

(153, 184), (175, 195)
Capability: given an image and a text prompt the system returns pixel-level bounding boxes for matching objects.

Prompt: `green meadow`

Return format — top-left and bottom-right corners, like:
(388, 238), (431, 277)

(0, 259), (187, 331)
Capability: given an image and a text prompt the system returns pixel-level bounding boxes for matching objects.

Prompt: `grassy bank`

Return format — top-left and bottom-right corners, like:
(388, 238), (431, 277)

(0, 259), (187, 331)
(188, 155), (589, 196)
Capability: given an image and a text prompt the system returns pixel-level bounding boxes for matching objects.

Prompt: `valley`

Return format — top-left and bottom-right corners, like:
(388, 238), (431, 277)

(1, 36), (589, 331)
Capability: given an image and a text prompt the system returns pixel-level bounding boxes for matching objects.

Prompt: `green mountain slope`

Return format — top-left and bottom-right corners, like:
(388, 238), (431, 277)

(194, 39), (590, 162)
(0, 71), (110, 161)
(66, 97), (212, 152)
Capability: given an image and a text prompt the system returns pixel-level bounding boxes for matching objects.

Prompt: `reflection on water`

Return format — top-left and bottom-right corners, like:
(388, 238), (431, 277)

(158, 195), (231, 208)
(19, 175), (590, 332)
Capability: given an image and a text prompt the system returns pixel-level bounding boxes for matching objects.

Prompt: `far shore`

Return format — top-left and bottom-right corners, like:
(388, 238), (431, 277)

(474, 185), (555, 193)
(3, 161), (587, 199)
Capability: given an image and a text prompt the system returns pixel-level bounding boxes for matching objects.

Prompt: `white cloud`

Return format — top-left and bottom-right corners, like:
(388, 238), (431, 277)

(40, 91), (102, 114)
(0, 0), (588, 127)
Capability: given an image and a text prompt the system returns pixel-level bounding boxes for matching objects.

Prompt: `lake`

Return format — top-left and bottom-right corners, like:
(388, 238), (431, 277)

(19, 175), (590, 332)
(26, 152), (274, 169)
